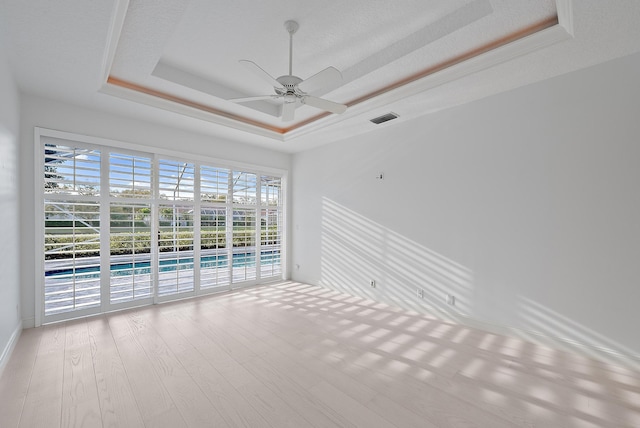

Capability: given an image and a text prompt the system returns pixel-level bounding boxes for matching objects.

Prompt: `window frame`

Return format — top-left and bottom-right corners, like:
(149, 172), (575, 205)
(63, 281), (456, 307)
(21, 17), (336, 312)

(35, 127), (287, 326)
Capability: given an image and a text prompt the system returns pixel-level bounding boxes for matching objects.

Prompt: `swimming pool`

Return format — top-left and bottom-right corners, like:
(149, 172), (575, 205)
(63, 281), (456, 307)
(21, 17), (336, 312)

(45, 250), (280, 278)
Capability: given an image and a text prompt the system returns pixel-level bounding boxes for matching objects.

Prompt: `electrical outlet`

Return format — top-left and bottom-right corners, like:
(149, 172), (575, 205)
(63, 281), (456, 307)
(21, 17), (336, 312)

(370, 280), (376, 288)
(417, 288), (424, 298)
(446, 294), (456, 306)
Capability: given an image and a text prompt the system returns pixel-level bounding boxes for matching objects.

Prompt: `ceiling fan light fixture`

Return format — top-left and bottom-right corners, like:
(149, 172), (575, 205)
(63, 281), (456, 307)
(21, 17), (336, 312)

(229, 20), (347, 121)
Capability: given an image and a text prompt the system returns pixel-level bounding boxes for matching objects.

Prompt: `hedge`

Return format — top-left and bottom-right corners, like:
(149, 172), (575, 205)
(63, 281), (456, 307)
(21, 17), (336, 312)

(45, 229), (279, 259)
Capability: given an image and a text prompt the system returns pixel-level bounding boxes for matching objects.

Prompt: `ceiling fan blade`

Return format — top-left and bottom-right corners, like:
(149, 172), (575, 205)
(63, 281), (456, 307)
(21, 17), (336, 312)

(302, 95), (347, 114)
(239, 60), (284, 89)
(281, 101), (296, 122)
(229, 95), (280, 103)
(298, 66), (342, 93)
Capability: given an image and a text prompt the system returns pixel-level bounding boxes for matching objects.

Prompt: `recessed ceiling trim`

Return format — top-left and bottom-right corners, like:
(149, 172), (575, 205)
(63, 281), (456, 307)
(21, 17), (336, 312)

(151, 60), (281, 117)
(556, 0), (574, 36)
(100, 1), (572, 142)
(102, 77), (287, 139)
(311, 0), (495, 97)
(284, 13), (570, 141)
(345, 15), (559, 108)
(100, 0), (130, 84)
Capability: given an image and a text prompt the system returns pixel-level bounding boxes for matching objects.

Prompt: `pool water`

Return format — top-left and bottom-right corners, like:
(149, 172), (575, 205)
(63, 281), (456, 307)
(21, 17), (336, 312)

(46, 251), (280, 278)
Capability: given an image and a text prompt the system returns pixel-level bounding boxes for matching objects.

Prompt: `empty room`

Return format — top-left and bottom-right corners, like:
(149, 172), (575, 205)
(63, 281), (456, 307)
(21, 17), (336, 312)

(1, 1), (640, 427)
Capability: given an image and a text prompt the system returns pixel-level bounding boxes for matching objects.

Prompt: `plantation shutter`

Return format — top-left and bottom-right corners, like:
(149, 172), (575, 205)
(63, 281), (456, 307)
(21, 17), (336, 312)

(39, 130), (285, 324)
(157, 159), (196, 296)
(43, 142), (102, 316)
(200, 166), (230, 290)
(232, 171), (258, 282)
(109, 153), (153, 304)
(260, 175), (283, 278)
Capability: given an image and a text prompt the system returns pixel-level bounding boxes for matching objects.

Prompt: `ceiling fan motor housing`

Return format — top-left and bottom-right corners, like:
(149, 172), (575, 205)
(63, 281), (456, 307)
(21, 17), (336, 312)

(275, 75), (304, 96)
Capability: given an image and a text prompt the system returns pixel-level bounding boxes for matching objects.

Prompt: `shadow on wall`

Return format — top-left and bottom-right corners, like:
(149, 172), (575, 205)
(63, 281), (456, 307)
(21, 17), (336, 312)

(518, 297), (640, 371)
(320, 197), (640, 371)
(320, 197), (473, 318)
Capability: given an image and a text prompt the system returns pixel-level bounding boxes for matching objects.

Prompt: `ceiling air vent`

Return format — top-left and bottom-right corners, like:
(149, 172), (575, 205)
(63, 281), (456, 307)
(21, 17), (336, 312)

(370, 112), (399, 124)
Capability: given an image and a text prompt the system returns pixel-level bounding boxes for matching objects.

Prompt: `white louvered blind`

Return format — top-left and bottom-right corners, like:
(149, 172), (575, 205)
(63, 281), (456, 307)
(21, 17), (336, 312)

(109, 203), (153, 303)
(108, 153), (154, 304)
(44, 143), (101, 195)
(157, 159), (195, 295)
(260, 175), (283, 278)
(43, 141), (102, 316)
(232, 208), (257, 282)
(109, 152), (152, 198)
(201, 165), (229, 203)
(40, 132), (285, 323)
(232, 171), (257, 205)
(159, 159), (195, 201)
(200, 165), (230, 290)
(232, 171), (257, 282)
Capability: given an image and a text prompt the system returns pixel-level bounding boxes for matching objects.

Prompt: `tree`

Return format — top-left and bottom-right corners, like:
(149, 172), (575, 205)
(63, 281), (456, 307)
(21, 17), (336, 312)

(44, 147), (63, 190)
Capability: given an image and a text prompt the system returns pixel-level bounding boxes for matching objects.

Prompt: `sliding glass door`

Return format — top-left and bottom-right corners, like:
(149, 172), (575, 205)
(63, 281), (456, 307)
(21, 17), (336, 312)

(260, 175), (283, 279)
(43, 143), (102, 318)
(109, 203), (153, 304)
(39, 131), (286, 324)
(108, 152), (154, 306)
(156, 159), (196, 297)
(44, 200), (102, 316)
(200, 165), (230, 292)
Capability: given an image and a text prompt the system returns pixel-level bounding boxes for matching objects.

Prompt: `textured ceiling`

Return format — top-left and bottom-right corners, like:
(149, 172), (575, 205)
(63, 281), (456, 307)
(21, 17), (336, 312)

(1, 1), (640, 152)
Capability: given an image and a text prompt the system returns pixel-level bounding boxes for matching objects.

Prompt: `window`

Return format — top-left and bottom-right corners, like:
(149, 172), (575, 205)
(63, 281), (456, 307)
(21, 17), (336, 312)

(158, 159), (196, 296)
(44, 142), (101, 195)
(261, 175), (283, 278)
(44, 143), (101, 316)
(38, 131), (286, 324)
(109, 202), (153, 303)
(200, 166), (230, 291)
(44, 200), (101, 315)
(108, 152), (153, 305)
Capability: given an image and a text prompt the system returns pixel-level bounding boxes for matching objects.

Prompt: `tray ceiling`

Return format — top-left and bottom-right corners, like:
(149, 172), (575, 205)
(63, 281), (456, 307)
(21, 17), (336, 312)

(3, 0), (640, 151)
(104, 0), (557, 136)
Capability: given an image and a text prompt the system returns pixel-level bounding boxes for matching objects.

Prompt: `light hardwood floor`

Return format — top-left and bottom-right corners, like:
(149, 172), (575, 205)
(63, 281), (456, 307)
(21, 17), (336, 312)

(1, 281), (640, 427)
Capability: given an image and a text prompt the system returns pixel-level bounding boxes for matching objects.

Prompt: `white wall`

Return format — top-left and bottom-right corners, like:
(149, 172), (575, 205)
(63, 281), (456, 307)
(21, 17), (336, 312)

(19, 94), (291, 327)
(292, 51), (640, 364)
(0, 33), (21, 369)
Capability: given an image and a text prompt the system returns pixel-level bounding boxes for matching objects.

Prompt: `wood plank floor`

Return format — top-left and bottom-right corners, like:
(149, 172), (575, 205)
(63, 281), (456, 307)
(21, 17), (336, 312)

(1, 281), (640, 427)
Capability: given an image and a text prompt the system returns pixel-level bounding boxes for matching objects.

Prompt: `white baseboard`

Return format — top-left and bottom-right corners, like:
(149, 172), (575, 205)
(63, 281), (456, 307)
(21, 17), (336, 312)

(22, 317), (35, 329)
(0, 320), (23, 376)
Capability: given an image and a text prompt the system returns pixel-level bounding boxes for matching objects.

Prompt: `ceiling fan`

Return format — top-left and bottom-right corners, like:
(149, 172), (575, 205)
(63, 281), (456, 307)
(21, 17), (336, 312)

(229, 20), (347, 122)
